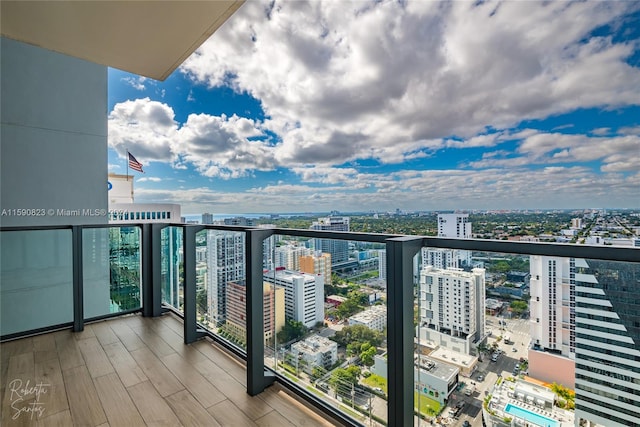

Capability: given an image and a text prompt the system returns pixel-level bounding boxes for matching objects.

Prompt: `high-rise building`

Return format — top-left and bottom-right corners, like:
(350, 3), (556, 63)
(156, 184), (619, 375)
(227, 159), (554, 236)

(225, 281), (285, 346)
(202, 213), (214, 224)
(417, 266), (485, 354)
(378, 249), (387, 279)
(310, 217), (350, 265)
(299, 252), (332, 285)
(529, 256), (640, 427)
(107, 173), (181, 224)
(274, 244), (311, 271)
(573, 259), (640, 427)
(438, 213), (472, 239)
(571, 218), (583, 229)
(256, 224), (279, 271)
(421, 248), (458, 270)
(224, 217), (255, 226)
(529, 256), (576, 386)
(263, 268), (324, 328)
(206, 230), (245, 327)
(423, 214), (473, 269)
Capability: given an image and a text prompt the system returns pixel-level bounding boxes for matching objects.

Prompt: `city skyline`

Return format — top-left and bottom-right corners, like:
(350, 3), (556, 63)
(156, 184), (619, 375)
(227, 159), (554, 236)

(108, 1), (640, 214)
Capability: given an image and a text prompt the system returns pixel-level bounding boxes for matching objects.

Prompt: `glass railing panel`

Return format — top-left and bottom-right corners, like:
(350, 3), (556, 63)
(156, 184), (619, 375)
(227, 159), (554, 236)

(82, 226), (141, 318)
(264, 234), (388, 426)
(416, 246), (498, 426)
(161, 226), (184, 312)
(196, 228), (246, 350)
(413, 248), (637, 427)
(0, 229), (73, 336)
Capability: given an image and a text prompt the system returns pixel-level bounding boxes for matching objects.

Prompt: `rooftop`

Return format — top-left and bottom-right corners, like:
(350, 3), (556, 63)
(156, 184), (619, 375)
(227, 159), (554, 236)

(487, 377), (575, 427)
(414, 355), (458, 381)
(429, 347), (477, 368)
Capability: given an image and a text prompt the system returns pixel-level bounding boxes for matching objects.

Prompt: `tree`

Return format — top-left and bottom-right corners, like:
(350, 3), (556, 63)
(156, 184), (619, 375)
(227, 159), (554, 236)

(347, 290), (370, 306)
(329, 366), (361, 393)
(336, 298), (361, 319)
(277, 320), (307, 343)
(510, 300), (528, 315)
(360, 343), (377, 366)
(332, 324), (383, 348)
(311, 366), (327, 381)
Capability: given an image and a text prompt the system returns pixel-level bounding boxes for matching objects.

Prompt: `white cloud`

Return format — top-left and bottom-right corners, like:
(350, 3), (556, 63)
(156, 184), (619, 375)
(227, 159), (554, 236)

(108, 97), (178, 162)
(292, 166), (360, 184)
(181, 0), (640, 167)
(134, 166), (640, 213)
(108, 98), (275, 178)
(121, 76), (147, 91)
(618, 126), (640, 136)
(137, 177), (162, 182)
(109, 1), (640, 211)
(470, 131), (640, 171)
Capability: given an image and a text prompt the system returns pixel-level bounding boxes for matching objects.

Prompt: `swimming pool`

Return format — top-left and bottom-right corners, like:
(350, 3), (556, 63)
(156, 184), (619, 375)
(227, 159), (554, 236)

(504, 403), (559, 427)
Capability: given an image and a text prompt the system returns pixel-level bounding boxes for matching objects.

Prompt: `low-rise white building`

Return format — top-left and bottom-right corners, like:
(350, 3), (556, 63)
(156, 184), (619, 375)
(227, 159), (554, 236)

(290, 335), (338, 372)
(371, 353), (459, 406)
(348, 305), (387, 331)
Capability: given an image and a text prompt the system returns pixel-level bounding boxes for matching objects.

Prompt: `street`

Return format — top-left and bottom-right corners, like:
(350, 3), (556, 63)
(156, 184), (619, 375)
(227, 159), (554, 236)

(443, 315), (531, 427)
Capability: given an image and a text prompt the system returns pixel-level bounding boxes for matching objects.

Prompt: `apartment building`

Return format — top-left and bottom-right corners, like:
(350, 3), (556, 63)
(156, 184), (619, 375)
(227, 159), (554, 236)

(310, 217), (350, 265)
(348, 305), (387, 332)
(299, 252), (332, 285)
(417, 266), (486, 355)
(291, 335), (338, 373)
(529, 256), (576, 387)
(263, 268), (324, 328)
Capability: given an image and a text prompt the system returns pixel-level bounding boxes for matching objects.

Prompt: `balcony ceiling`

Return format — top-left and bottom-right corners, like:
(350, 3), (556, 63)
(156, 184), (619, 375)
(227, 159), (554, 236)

(0, 0), (244, 81)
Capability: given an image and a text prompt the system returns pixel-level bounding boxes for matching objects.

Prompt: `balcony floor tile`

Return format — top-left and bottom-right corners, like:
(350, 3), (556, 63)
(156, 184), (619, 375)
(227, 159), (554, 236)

(1, 313), (344, 426)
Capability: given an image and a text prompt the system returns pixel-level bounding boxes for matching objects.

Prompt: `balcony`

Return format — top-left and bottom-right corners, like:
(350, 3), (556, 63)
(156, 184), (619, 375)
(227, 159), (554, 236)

(1, 313), (339, 426)
(1, 223), (638, 426)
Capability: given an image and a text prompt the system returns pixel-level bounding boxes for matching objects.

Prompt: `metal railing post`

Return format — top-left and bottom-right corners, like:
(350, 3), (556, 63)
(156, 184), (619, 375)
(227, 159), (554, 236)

(246, 228), (275, 395)
(142, 224), (163, 317)
(184, 225), (206, 344)
(386, 236), (422, 426)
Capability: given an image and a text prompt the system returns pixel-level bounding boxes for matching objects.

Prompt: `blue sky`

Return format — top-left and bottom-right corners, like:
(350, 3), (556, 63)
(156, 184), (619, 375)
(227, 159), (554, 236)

(108, 1), (640, 214)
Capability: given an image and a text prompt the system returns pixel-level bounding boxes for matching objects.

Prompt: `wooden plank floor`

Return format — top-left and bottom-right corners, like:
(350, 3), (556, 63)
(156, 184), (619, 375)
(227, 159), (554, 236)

(1, 314), (343, 426)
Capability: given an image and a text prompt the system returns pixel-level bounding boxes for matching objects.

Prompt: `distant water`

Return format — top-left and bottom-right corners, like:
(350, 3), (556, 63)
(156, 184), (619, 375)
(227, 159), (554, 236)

(182, 213), (322, 222)
(183, 213), (267, 222)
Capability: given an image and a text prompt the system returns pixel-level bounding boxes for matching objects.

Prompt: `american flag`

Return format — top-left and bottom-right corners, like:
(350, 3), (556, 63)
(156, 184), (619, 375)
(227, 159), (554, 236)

(128, 152), (144, 173)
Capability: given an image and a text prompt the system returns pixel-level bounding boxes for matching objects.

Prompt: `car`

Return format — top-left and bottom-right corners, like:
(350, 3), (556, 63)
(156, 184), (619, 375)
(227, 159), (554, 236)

(512, 347), (518, 352)
(463, 421), (471, 427)
(477, 375), (484, 381)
